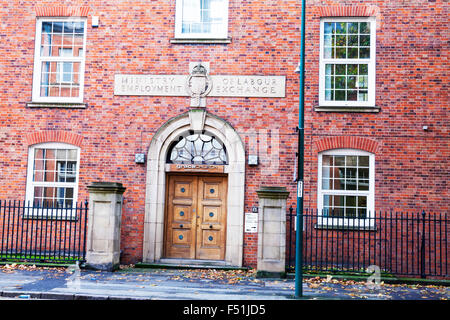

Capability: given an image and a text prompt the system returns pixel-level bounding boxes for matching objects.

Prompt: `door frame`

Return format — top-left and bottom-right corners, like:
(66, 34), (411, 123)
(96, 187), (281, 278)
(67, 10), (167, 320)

(143, 110), (246, 267)
(163, 172), (228, 260)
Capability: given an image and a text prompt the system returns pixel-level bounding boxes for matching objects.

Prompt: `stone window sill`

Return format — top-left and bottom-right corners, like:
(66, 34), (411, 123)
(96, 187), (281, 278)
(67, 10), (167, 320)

(314, 105), (381, 113)
(27, 102), (87, 109)
(170, 37), (232, 44)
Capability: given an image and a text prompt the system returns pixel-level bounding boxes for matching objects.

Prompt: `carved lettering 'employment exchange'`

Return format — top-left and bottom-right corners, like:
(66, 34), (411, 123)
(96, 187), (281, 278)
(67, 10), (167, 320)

(114, 74), (285, 98)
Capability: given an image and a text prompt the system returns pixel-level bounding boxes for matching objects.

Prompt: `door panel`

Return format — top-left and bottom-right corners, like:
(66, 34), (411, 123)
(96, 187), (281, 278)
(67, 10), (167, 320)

(196, 176), (227, 260)
(164, 175), (197, 259)
(164, 174), (227, 261)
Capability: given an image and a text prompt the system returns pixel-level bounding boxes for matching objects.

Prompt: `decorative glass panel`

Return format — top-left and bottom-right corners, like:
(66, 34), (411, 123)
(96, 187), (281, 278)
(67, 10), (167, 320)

(168, 133), (227, 165)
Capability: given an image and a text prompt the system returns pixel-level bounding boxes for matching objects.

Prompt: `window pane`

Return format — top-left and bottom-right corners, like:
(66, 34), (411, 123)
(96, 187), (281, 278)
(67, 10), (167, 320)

(359, 22), (370, 34)
(324, 22), (334, 34)
(358, 167), (369, 179)
(346, 207), (357, 218)
(358, 90), (368, 101)
(322, 179), (331, 190)
(348, 22), (358, 34)
(333, 178), (345, 190)
(347, 76), (357, 89)
(323, 195), (330, 207)
(336, 22), (346, 34)
(359, 156), (369, 167)
(333, 195), (344, 207)
(335, 64), (346, 75)
(358, 196), (367, 207)
(358, 180), (369, 191)
(322, 155), (333, 166)
(324, 34), (333, 47)
(359, 47), (370, 58)
(336, 48), (346, 59)
(325, 76), (333, 89)
(324, 47), (332, 59)
(347, 64), (358, 75)
(335, 156), (345, 166)
(336, 35), (346, 47)
(346, 167), (357, 179)
(346, 196), (356, 207)
(322, 166), (331, 178)
(360, 35), (370, 47)
(346, 179), (357, 190)
(335, 76), (345, 89)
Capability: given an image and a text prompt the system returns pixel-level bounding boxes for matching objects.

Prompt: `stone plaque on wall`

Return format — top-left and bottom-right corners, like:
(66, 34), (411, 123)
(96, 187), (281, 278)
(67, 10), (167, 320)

(114, 74), (285, 98)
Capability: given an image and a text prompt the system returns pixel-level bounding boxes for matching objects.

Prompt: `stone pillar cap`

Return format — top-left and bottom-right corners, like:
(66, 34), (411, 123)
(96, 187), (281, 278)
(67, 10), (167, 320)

(256, 186), (290, 199)
(87, 182), (126, 193)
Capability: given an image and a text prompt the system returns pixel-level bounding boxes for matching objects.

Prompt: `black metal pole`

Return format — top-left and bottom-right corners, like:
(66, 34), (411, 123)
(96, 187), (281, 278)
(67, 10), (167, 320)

(295, 0), (306, 298)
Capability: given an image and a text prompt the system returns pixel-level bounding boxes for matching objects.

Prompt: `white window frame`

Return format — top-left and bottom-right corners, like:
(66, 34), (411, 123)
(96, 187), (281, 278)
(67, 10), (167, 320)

(25, 142), (81, 218)
(317, 149), (375, 228)
(319, 17), (376, 107)
(32, 17), (87, 103)
(174, 0), (229, 39)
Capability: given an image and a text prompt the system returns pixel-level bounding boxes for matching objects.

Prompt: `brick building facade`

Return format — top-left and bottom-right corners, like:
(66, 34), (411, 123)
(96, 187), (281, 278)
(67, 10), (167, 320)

(0, 1), (448, 268)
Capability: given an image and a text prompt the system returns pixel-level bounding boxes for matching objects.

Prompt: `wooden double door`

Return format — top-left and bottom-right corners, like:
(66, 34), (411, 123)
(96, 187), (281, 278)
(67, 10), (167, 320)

(164, 174), (227, 261)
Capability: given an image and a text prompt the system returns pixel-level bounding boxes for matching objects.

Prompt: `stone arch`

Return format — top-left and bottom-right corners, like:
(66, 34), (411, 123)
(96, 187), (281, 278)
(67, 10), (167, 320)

(142, 110), (245, 266)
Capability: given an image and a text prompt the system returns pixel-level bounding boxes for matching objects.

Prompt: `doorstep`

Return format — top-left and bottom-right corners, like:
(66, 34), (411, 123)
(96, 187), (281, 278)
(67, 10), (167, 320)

(134, 258), (248, 271)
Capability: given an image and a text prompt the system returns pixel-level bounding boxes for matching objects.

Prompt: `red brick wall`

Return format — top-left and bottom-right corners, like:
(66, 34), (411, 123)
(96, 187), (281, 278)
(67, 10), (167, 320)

(0, 1), (447, 267)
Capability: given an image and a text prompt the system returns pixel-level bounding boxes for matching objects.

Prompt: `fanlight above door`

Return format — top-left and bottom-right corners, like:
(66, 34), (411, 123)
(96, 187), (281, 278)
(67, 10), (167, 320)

(167, 133), (228, 165)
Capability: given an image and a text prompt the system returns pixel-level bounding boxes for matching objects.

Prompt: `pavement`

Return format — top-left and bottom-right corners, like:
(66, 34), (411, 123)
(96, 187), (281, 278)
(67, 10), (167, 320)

(0, 264), (448, 301)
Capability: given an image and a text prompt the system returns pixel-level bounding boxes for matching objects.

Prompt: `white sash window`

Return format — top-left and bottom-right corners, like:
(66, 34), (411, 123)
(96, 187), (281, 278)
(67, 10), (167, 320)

(26, 143), (80, 216)
(32, 18), (87, 103)
(175, 0), (229, 39)
(319, 18), (376, 107)
(318, 149), (375, 228)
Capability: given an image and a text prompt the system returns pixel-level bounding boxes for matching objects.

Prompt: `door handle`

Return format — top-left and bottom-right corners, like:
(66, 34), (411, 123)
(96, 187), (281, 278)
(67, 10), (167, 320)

(209, 224), (213, 229)
(180, 224), (184, 228)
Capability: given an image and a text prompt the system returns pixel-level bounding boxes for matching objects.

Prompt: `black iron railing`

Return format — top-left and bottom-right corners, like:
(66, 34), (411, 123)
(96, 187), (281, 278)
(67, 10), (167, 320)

(0, 200), (88, 264)
(286, 208), (449, 279)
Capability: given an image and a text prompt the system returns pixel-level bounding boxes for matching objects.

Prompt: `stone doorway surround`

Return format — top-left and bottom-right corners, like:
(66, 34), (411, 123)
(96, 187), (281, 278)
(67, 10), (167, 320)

(143, 109), (246, 266)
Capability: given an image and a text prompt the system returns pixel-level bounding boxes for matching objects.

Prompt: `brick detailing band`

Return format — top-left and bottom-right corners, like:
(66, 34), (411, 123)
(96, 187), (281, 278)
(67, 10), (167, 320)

(318, 6), (379, 17)
(35, 6), (90, 17)
(314, 136), (379, 154)
(26, 131), (83, 147)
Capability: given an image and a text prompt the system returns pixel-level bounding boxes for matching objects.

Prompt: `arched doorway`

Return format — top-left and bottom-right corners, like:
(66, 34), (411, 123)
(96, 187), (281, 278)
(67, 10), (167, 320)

(143, 110), (245, 266)
(164, 133), (228, 260)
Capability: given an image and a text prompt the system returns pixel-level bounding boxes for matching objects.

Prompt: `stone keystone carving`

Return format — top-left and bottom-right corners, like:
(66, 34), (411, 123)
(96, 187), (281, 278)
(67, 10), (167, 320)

(186, 63), (212, 108)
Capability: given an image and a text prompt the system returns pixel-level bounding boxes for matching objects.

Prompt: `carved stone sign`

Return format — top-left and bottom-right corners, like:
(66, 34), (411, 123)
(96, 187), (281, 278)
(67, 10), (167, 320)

(166, 164), (225, 173)
(114, 74), (285, 98)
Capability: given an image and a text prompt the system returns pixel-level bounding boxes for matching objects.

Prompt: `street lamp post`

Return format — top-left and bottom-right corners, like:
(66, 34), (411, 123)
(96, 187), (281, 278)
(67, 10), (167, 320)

(295, 0), (306, 298)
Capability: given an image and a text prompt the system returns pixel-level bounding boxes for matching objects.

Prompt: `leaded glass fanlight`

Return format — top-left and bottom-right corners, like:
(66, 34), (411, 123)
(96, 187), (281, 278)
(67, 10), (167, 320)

(167, 133), (227, 165)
